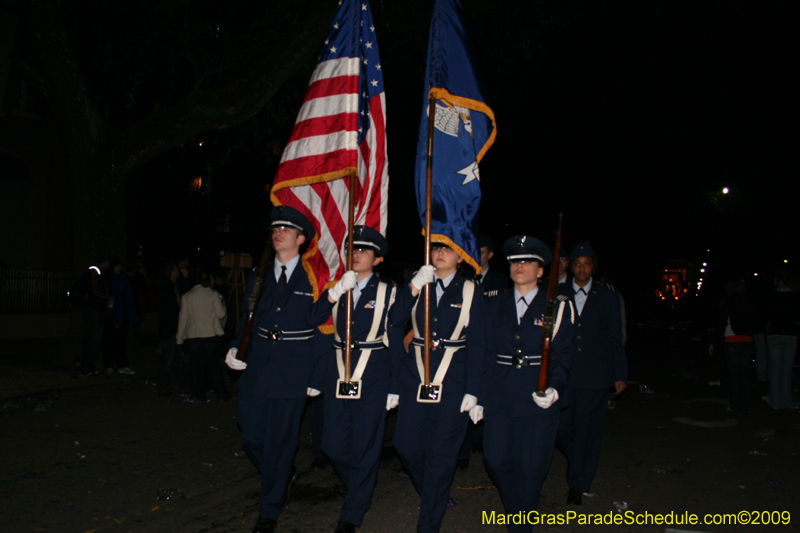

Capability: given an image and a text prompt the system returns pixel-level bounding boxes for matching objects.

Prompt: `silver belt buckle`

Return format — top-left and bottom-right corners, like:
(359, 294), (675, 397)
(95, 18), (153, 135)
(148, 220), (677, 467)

(513, 355), (525, 369)
(350, 340), (361, 351)
(417, 383), (442, 403)
(336, 379), (362, 400)
(267, 330), (283, 341)
(430, 338), (442, 350)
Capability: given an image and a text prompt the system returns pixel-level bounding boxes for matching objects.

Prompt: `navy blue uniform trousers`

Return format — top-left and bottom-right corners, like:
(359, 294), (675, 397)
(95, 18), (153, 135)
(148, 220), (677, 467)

(393, 386), (469, 533)
(484, 412), (559, 532)
(556, 386), (610, 492)
(238, 396), (306, 520)
(322, 376), (388, 527)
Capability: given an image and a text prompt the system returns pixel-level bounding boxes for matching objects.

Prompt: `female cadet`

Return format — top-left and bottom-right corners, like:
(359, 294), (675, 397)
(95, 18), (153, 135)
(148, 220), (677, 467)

(482, 236), (573, 532)
(319, 226), (398, 533)
(388, 241), (490, 533)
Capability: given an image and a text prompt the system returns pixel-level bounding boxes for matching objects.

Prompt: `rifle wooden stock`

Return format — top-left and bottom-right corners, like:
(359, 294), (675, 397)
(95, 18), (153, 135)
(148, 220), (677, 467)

(235, 243), (273, 362)
(536, 213), (563, 396)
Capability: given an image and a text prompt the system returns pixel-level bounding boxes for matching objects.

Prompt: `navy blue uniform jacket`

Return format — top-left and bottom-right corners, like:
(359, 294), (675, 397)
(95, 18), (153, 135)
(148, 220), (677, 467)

(388, 273), (490, 398)
(480, 268), (510, 295)
(322, 274), (398, 394)
(568, 281), (626, 389)
(231, 265), (334, 398)
(483, 288), (572, 417)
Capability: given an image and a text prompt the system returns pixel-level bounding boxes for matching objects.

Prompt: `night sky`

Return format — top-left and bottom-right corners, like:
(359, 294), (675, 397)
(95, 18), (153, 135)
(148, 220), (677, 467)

(123, 0), (796, 303)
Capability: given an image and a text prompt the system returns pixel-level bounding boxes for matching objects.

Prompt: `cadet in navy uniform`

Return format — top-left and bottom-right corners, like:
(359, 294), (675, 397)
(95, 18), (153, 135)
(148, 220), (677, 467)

(542, 246), (571, 297)
(320, 226), (398, 533)
(388, 241), (490, 533)
(225, 206), (357, 533)
(556, 247), (571, 288)
(476, 234), (511, 295)
(482, 236), (573, 532)
(556, 241), (626, 506)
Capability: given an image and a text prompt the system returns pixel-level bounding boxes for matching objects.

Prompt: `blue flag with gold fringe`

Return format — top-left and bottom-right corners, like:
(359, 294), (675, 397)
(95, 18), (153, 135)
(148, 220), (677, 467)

(415, 0), (496, 274)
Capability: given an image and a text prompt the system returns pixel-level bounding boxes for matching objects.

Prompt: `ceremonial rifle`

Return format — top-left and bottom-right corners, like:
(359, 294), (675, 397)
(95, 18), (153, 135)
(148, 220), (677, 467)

(536, 213), (563, 396)
(235, 242), (274, 362)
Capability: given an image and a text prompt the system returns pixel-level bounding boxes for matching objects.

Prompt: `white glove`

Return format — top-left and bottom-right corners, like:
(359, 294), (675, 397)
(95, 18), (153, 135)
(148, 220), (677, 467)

(386, 393), (399, 411)
(469, 405), (484, 424)
(460, 393), (478, 413)
(225, 348), (247, 370)
(328, 271), (358, 302)
(307, 387), (321, 397)
(533, 387), (559, 409)
(410, 265), (436, 291)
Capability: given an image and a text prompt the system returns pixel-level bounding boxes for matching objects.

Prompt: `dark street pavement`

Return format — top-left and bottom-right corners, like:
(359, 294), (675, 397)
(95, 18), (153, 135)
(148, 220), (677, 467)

(2, 317), (798, 533)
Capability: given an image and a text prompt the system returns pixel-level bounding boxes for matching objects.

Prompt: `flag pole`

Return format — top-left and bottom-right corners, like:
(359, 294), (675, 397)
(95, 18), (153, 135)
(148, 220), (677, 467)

(344, 170), (356, 383)
(423, 94), (436, 386)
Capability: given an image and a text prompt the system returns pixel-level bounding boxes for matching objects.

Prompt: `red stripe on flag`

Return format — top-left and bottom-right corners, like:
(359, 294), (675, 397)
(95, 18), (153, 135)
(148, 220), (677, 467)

(313, 182), (348, 271)
(365, 96), (387, 231)
(305, 75), (359, 101)
(275, 149), (355, 181)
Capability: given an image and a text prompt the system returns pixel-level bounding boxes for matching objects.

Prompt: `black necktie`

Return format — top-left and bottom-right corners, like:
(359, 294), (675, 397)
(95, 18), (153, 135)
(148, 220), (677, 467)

(352, 280), (362, 308)
(579, 288), (587, 295)
(518, 296), (528, 322)
(278, 265), (287, 290)
(476, 274), (483, 284)
(435, 279), (445, 307)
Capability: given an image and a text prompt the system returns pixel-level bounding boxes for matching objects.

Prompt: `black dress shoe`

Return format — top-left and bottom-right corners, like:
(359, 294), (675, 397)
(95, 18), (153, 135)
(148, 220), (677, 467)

(252, 516), (276, 533)
(334, 521), (356, 533)
(310, 457), (329, 469)
(567, 488), (583, 505)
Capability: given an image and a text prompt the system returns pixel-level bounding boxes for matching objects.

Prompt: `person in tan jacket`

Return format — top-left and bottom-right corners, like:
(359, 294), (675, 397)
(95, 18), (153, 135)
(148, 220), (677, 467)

(177, 267), (231, 402)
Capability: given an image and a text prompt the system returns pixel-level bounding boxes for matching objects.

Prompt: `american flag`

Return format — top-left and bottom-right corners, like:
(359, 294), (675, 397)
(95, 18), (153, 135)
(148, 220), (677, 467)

(271, 0), (388, 303)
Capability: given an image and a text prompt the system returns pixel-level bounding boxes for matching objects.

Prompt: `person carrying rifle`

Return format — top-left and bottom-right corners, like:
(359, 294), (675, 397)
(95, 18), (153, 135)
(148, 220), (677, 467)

(225, 205), (357, 533)
(482, 236), (574, 532)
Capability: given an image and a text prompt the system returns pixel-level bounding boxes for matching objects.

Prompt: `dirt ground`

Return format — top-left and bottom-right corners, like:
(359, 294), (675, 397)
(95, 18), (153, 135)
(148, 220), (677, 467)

(1, 320), (798, 533)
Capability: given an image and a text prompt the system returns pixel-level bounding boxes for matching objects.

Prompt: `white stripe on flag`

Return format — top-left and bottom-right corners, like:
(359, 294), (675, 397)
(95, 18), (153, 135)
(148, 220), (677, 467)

(301, 185), (342, 283)
(310, 57), (360, 84)
(295, 93), (359, 123)
(280, 131), (359, 165)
